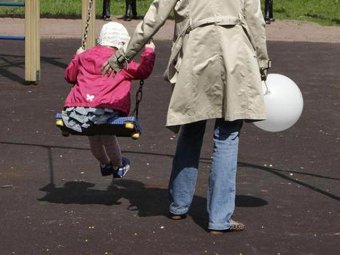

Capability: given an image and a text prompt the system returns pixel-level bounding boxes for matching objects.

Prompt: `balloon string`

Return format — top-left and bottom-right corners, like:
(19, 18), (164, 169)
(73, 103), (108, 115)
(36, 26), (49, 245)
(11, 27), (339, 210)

(264, 80), (271, 95)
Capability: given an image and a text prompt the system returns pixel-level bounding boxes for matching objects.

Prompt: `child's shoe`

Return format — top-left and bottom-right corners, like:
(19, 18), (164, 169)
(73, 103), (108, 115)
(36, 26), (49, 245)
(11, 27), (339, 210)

(113, 157), (130, 178)
(100, 163), (114, 176)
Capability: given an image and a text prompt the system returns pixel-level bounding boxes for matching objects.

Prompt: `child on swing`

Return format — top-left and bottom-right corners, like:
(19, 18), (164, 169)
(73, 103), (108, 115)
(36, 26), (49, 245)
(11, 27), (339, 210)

(62, 22), (155, 178)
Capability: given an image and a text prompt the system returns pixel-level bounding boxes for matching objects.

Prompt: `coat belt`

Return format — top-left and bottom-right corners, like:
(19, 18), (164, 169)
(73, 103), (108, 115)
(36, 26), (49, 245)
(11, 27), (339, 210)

(165, 16), (241, 81)
(188, 16), (241, 31)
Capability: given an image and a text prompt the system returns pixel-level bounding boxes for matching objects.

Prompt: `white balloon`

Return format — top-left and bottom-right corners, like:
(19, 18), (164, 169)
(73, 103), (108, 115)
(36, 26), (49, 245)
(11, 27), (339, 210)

(254, 73), (304, 132)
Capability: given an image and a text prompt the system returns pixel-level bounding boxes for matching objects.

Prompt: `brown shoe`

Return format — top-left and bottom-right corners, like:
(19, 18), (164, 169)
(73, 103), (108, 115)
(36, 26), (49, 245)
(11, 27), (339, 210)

(209, 220), (245, 234)
(168, 212), (187, 220)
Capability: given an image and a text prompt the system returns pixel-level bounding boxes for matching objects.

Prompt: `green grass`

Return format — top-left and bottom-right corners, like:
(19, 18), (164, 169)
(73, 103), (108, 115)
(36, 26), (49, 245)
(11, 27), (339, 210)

(266, 0), (340, 25)
(0, 0), (153, 18)
(0, 0), (339, 26)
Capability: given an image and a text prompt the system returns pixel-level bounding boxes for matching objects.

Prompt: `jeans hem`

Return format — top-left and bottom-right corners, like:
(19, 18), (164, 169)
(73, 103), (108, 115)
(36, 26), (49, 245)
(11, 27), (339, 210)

(169, 208), (188, 216)
(208, 223), (230, 230)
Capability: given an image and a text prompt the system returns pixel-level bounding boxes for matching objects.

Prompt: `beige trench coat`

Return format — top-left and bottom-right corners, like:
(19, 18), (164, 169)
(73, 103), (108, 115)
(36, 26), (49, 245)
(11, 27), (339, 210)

(119, 0), (270, 129)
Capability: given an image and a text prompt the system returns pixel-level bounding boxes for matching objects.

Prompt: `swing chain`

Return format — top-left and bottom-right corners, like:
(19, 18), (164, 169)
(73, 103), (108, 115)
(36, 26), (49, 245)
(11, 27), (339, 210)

(132, 80), (144, 119)
(82, 0), (94, 49)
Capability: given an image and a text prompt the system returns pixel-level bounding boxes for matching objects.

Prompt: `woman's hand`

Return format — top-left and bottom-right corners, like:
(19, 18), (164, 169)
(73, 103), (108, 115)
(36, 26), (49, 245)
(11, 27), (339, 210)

(101, 60), (115, 76)
(101, 53), (127, 76)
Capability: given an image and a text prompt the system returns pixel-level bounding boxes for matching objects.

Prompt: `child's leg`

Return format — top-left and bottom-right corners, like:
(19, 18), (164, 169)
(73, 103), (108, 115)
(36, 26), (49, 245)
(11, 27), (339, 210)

(100, 135), (122, 168)
(88, 136), (110, 165)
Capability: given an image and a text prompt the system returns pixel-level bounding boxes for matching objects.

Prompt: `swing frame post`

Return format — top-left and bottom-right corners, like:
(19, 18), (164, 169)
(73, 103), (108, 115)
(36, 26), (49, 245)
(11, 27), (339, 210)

(56, 0), (144, 139)
(82, 0), (96, 49)
(25, 0), (40, 83)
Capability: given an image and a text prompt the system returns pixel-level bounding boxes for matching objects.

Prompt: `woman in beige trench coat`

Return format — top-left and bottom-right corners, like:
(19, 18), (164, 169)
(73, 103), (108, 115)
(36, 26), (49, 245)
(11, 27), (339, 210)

(102, 0), (270, 234)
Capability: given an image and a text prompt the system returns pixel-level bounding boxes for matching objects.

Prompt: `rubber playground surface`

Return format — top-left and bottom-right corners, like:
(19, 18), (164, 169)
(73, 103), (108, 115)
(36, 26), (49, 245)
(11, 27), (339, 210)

(0, 19), (340, 255)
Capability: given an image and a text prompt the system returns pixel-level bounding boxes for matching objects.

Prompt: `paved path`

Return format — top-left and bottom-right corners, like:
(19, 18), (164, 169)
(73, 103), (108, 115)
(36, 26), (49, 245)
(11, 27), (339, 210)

(0, 17), (339, 255)
(1, 17), (340, 43)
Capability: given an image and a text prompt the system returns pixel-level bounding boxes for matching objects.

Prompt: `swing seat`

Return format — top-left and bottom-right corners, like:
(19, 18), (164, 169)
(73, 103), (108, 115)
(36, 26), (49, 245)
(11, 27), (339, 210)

(55, 112), (141, 139)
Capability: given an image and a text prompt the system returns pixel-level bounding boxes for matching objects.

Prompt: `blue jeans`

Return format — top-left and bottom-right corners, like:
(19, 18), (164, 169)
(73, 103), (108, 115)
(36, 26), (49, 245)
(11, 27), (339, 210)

(168, 119), (242, 230)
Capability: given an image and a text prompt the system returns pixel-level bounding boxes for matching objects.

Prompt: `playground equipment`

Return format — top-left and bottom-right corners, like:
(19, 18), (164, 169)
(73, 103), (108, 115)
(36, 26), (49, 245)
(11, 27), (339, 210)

(55, 113), (143, 139)
(0, 1), (40, 83)
(81, 0), (96, 49)
(55, 0), (144, 139)
(0, 0), (97, 83)
(56, 80), (145, 140)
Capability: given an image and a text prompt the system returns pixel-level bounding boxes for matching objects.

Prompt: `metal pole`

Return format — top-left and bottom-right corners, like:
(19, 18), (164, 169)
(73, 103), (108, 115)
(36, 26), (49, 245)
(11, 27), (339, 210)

(0, 35), (25, 40)
(0, 2), (25, 7)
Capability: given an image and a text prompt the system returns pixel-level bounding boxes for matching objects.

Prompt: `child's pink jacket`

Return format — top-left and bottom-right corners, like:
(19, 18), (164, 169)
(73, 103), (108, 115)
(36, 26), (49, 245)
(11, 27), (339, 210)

(64, 45), (155, 116)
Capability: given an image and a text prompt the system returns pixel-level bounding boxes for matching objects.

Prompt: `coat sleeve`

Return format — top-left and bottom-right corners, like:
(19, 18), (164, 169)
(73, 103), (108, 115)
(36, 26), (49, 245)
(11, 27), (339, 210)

(123, 0), (178, 61)
(64, 54), (79, 84)
(244, 0), (270, 70)
(123, 48), (156, 80)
